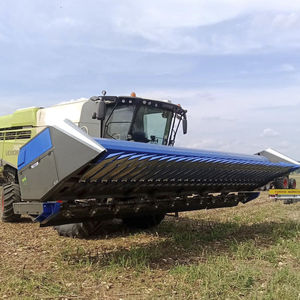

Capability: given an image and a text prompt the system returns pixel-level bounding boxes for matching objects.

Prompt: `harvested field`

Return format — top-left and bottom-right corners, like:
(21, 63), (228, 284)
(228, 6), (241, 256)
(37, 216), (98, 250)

(0, 192), (299, 300)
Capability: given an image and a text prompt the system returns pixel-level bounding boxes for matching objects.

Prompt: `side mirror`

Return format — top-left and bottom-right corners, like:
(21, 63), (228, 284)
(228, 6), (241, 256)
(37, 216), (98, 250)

(182, 117), (187, 134)
(92, 99), (106, 121)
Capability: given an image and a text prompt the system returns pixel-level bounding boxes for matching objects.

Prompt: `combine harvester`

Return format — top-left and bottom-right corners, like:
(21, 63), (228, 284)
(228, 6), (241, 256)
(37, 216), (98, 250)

(0, 92), (299, 237)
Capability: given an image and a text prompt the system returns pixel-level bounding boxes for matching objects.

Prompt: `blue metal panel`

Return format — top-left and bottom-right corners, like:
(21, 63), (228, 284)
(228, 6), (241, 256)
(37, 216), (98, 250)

(96, 138), (270, 163)
(95, 138), (296, 168)
(34, 202), (61, 223)
(77, 137), (300, 186)
(18, 128), (53, 170)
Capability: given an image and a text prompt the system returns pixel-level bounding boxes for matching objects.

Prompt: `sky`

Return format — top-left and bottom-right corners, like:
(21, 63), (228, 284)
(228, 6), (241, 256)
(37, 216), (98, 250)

(0, 0), (300, 158)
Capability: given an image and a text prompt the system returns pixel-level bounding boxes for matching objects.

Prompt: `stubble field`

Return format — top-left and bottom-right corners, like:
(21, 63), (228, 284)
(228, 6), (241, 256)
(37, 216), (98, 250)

(0, 190), (299, 300)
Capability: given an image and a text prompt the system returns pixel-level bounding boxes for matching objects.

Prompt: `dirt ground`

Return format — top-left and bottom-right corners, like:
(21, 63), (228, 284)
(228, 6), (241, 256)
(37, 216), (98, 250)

(0, 192), (299, 299)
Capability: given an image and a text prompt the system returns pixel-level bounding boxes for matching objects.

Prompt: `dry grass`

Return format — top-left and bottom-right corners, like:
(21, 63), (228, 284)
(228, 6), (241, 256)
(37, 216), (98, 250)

(0, 192), (299, 299)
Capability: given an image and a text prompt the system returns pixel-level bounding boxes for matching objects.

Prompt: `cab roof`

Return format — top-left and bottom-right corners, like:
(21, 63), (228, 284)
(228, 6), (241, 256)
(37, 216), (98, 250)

(91, 95), (187, 115)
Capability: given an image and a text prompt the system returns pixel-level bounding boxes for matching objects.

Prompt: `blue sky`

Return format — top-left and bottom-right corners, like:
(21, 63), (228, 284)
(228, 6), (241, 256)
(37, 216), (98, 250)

(1, 0), (300, 158)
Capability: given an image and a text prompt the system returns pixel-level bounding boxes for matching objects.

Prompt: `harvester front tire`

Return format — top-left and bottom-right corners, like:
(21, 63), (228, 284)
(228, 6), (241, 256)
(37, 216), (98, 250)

(289, 178), (296, 189)
(123, 214), (165, 229)
(54, 220), (103, 238)
(0, 183), (21, 222)
(274, 177), (289, 189)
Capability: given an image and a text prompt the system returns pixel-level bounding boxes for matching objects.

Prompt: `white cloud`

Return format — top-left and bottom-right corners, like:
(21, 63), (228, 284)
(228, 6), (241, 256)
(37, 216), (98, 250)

(272, 12), (299, 29)
(113, 0), (300, 30)
(47, 17), (78, 29)
(1, 1), (300, 54)
(260, 128), (279, 138)
(109, 1), (300, 54)
(0, 1), (300, 161)
(280, 64), (295, 72)
(188, 138), (225, 150)
(141, 87), (300, 158)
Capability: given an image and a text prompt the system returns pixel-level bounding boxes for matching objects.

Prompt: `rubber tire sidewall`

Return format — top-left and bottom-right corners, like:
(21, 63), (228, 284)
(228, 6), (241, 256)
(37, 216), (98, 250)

(1, 183), (21, 222)
(54, 220), (103, 238)
(274, 177), (289, 189)
(289, 178), (297, 189)
(123, 214), (165, 229)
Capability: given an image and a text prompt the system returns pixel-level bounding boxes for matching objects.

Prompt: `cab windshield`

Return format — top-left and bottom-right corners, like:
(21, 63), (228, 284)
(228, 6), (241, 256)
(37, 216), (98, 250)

(104, 104), (173, 145)
(131, 106), (173, 145)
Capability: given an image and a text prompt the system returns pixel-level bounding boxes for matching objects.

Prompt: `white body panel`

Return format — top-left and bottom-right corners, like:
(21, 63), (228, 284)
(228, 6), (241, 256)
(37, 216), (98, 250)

(37, 99), (88, 127)
(36, 99), (101, 137)
(257, 148), (300, 166)
(264, 148), (300, 166)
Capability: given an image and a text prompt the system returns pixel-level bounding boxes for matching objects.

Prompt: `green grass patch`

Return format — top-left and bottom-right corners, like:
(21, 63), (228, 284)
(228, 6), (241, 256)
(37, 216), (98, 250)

(0, 195), (299, 299)
(0, 273), (68, 299)
(170, 256), (260, 299)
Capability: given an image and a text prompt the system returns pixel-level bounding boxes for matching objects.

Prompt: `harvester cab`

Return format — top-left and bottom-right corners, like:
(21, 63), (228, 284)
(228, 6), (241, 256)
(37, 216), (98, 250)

(90, 94), (187, 145)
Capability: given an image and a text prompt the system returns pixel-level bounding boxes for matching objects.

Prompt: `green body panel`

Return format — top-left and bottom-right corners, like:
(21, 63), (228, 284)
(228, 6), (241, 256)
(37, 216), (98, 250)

(0, 108), (40, 171)
(0, 108), (39, 129)
(0, 128), (39, 168)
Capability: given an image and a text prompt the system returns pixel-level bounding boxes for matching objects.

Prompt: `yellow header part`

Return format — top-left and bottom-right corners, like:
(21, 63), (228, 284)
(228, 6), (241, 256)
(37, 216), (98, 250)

(269, 189), (300, 195)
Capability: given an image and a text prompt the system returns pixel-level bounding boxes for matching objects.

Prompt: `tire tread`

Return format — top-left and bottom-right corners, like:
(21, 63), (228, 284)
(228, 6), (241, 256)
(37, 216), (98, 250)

(123, 214), (165, 229)
(54, 221), (103, 238)
(1, 183), (21, 222)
